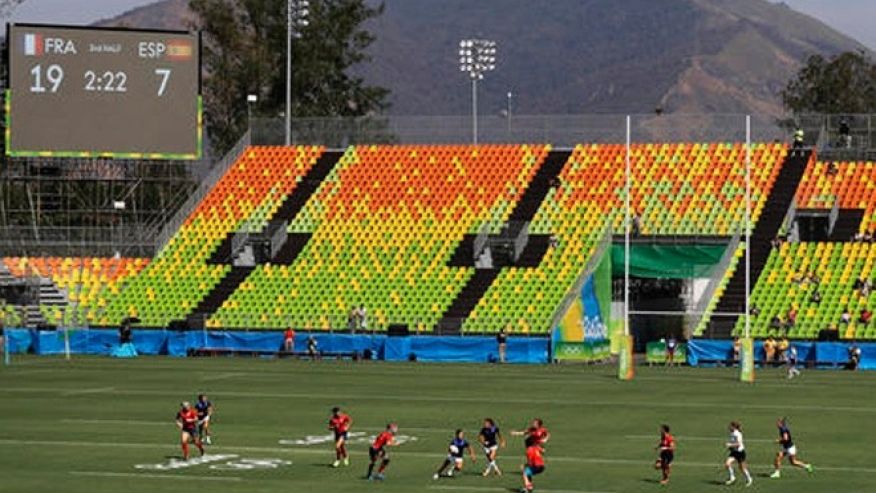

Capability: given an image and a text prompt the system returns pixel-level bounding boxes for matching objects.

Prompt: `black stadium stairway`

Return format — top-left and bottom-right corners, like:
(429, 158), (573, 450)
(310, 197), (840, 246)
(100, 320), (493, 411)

(436, 150), (571, 333)
(185, 266), (254, 328)
(184, 150), (345, 327)
(828, 209), (865, 242)
(710, 150), (811, 338)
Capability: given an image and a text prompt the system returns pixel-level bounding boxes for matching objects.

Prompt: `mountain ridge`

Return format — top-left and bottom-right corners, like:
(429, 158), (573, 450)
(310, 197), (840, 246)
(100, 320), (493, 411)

(95, 0), (869, 118)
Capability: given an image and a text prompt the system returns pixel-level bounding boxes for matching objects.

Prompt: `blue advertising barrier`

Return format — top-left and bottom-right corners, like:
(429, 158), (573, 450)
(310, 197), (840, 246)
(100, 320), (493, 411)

(2, 328), (546, 364)
(686, 339), (873, 369)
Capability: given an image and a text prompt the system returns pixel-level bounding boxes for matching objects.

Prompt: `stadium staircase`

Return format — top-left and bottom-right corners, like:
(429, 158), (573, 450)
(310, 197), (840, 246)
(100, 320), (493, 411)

(436, 150), (570, 333)
(181, 151), (344, 326)
(828, 209), (865, 242)
(711, 149), (812, 337)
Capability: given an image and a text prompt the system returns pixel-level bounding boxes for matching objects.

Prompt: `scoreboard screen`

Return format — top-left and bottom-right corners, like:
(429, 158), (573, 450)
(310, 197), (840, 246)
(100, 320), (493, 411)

(5, 24), (201, 160)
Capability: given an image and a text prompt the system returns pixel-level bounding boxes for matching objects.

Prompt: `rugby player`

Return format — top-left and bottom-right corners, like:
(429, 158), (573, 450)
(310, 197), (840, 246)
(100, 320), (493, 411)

(195, 394), (213, 445)
(770, 417), (814, 478)
(365, 423), (397, 481)
(520, 437), (545, 493)
(724, 421), (752, 486)
(478, 418), (506, 476)
(654, 424), (675, 485)
(433, 429), (476, 479)
(328, 406), (352, 467)
(512, 419), (550, 448)
(175, 401), (205, 460)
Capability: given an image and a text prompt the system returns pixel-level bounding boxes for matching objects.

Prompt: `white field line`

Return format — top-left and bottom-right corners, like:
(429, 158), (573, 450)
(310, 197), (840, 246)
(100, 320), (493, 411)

(61, 387), (115, 396)
(624, 434), (775, 443)
(2, 438), (876, 475)
(429, 486), (613, 493)
(62, 419), (169, 427)
(70, 471), (241, 482)
(200, 372), (244, 382)
(0, 386), (873, 413)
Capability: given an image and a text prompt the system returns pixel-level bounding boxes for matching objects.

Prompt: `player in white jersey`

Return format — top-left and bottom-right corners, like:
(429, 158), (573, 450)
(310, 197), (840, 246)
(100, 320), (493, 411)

(786, 344), (801, 379)
(724, 421), (753, 486)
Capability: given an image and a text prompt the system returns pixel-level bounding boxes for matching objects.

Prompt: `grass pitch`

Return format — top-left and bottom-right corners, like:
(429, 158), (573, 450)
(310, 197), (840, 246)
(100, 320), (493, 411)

(1, 356), (874, 493)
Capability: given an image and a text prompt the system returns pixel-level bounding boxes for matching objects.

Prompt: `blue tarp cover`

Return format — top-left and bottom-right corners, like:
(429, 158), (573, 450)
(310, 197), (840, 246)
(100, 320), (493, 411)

(686, 339), (873, 369)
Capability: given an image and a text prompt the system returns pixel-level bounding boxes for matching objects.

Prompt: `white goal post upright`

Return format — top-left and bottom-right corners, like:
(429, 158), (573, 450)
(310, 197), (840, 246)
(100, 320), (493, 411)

(741, 115), (755, 382)
(618, 115), (634, 380)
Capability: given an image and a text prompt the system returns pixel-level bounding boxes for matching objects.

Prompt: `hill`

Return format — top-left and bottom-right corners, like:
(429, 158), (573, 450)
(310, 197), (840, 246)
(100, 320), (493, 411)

(96, 0), (868, 118)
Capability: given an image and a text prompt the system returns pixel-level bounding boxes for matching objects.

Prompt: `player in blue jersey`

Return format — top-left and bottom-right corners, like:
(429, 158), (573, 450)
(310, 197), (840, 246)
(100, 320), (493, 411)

(770, 417), (813, 478)
(478, 418), (506, 476)
(195, 394), (214, 445)
(433, 429), (476, 479)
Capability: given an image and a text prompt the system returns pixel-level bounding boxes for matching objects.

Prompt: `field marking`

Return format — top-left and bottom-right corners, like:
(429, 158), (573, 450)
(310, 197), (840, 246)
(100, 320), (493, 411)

(62, 418), (169, 427)
(70, 471), (241, 482)
(429, 486), (613, 493)
(4, 438), (876, 475)
(0, 386), (869, 414)
(200, 372), (244, 382)
(61, 386), (115, 396)
(624, 434), (775, 444)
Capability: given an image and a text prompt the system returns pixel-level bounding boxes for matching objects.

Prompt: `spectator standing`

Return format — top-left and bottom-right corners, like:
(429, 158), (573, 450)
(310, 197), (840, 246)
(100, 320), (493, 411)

(764, 337), (777, 365)
(847, 342), (861, 371)
(307, 335), (319, 359)
(632, 212), (642, 236)
(859, 308), (873, 325)
(665, 336), (678, 367)
(838, 118), (851, 148)
(776, 337), (790, 363)
(284, 327), (296, 353)
(358, 305), (368, 331)
(496, 328), (508, 363)
(792, 127), (805, 150)
(732, 337), (741, 365)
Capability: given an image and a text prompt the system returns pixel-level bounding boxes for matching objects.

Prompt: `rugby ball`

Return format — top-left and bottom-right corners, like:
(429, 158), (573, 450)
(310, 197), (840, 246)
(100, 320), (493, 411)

(449, 445), (460, 455)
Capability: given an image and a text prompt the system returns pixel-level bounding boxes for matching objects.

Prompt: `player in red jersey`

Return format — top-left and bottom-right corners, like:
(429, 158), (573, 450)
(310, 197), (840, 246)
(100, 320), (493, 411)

(512, 418), (550, 448)
(654, 424), (675, 485)
(365, 423), (398, 481)
(175, 401), (204, 460)
(520, 438), (545, 493)
(329, 406), (352, 468)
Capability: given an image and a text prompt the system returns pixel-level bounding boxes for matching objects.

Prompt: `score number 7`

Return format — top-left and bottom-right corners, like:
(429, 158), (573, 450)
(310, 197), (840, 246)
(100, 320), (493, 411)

(155, 68), (171, 96)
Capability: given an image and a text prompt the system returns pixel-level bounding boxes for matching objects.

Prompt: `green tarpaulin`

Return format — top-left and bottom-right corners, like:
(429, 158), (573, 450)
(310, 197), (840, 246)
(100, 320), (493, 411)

(610, 244), (727, 278)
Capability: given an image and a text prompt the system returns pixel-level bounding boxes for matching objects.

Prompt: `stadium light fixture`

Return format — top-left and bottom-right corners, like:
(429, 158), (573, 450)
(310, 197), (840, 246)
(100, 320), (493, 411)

(247, 94), (258, 133)
(459, 38), (497, 145)
(286, 0), (310, 146)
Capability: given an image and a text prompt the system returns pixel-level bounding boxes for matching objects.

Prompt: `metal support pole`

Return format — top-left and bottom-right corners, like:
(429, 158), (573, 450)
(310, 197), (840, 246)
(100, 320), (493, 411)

(744, 115), (751, 340)
(285, 0), (292, 146)
(624, 115), (631, 337)
(472, 79), (478, 145)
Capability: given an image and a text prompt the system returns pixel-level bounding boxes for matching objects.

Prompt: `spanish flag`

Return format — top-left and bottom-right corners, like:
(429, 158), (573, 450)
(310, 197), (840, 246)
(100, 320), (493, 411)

(166, 40), (193, 61)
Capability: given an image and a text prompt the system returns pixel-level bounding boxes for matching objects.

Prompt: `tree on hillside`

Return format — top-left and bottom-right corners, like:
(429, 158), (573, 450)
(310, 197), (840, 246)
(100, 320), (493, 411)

(189, 0), (390, 154)
(782, 51), (876, 115)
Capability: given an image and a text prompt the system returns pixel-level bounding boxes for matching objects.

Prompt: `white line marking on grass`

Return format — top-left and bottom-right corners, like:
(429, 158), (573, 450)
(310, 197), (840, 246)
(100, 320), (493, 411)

(62, 419), (169, 427)
(429, 486), (613, 493)
(624, 435), (775, 443)
(70, 471), (241, 482)
(61, 387), (115, 396)
(5, 439), (876, 475)
(200, 372), (244, 382)
(3, 386), (871, 413)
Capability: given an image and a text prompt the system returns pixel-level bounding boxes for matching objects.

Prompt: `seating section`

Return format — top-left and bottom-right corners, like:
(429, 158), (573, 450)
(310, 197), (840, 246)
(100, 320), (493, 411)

(796, 160), (876, 234)
(94, 146), (325, 326)
(2, 257), (148, 325)
(208, 144), (550, 330)
(736, 242), (876, 340)
(465, 143), (787, 333)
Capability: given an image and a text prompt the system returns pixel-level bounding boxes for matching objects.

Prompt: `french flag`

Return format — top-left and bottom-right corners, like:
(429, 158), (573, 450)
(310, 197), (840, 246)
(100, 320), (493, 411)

(24, 33), (43, 56)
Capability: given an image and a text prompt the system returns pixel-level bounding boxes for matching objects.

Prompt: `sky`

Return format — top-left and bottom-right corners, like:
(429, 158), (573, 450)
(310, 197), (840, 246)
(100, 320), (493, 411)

(5, 0), (876, 51)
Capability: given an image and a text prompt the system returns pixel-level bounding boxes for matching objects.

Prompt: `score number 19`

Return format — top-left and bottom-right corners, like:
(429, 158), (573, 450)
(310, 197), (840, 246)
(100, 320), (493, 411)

(29, 64), (173, 96)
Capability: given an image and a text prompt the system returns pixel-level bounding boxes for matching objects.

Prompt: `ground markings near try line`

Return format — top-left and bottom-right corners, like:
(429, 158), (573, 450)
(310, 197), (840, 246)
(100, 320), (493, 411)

(3, 438), (876, 475)
(70, 471), (242, 482)
(428, 486), (614, 493)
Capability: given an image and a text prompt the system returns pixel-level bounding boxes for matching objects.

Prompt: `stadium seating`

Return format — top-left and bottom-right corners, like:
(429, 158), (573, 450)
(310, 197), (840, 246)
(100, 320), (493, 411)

(95, 146), (325, 326)
(735, 160), (876, 340)
(2, 256), (148, 326)
(465, 142), (787, 334)
(796, 160), (876, 234)
(736, 242), (876, 340)
(208, 144), (550, 330)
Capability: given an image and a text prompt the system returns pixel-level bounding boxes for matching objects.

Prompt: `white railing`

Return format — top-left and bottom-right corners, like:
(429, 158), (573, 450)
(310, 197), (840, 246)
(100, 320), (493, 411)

(153, 131), (251, 252)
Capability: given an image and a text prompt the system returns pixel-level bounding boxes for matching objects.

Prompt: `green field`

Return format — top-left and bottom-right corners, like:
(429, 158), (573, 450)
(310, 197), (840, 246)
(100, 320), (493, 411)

(1, 357), (874, 493)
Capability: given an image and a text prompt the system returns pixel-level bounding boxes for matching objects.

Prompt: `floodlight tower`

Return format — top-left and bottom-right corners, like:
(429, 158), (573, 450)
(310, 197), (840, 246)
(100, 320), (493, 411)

(459, 39), (497, 145)
(286, 0), (310, 146)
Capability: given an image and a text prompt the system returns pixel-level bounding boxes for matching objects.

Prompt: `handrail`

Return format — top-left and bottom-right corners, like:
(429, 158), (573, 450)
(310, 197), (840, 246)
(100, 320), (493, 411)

(546, 223), (612, 333)
(689, 229), (742, 339)
(828, 193), (840, 235)
(153, 131), (251, 252)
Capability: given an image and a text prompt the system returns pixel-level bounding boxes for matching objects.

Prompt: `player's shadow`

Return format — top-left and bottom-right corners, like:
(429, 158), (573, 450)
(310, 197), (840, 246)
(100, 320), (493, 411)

(640, 478), (661, 484)
(309, 463), (337, 468)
